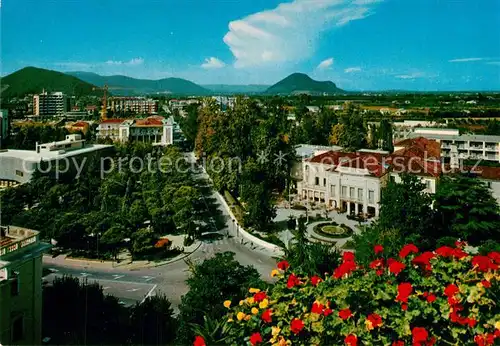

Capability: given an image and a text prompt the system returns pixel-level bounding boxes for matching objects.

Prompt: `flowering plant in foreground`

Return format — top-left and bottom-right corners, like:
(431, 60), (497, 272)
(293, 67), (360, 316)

(196, 243), (500, 345)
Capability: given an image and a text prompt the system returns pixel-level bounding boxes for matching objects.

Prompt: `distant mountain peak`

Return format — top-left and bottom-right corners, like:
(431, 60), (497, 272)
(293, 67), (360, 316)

(265, 73), (344, 95)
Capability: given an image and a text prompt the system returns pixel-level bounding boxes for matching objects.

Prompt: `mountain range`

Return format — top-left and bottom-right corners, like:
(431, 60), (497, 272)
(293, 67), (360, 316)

(1, 67), (346, 97)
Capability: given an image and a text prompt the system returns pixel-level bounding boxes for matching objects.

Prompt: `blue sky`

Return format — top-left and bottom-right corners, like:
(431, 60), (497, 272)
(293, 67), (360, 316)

(2, 0), (500, 90)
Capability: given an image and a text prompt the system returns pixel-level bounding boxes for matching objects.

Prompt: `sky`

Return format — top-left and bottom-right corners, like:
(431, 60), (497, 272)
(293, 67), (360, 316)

(1, 0), (500, 91)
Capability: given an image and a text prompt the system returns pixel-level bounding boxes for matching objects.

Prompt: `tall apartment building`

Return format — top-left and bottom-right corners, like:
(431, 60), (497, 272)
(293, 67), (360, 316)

(33, 91), (68, 116)
(0, 226), (51, 345)
(110, 97), (158, 114)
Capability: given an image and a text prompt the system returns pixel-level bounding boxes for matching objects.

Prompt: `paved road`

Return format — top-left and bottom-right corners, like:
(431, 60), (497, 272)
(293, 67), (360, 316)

(43, 152), (278, 312)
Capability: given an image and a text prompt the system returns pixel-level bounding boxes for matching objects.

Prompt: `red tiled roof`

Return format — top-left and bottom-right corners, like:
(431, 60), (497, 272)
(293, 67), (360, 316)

(100, 119), (125, 124)
(388, 156), (443, 177)
(462, 166), (500, 180)
(394, 137), (441, 158)
(308, 151), (387, 177)
(135, 118), (163, 126)
(72, 121), (88, 127)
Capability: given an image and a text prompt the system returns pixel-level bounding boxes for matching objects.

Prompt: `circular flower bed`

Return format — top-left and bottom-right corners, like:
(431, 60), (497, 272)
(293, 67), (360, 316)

(313, 222), (354, 239)
(196, 243), (500, 346)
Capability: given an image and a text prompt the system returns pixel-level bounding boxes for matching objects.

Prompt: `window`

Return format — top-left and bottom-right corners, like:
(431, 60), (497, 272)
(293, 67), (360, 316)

(341, 186), (347, 197)
(11, 316), (24, 342)
(358, 188), (363, 201)
(15, 170), (24, 177)
(323, 178), (326, 187)
(425, 180), (431, 189)
(368, 190), (375, 204)
(10, 270), (19, 296)
(315, 177), (319, 186)
(350, 187), (355, 198)
(330, 185), (336, 196)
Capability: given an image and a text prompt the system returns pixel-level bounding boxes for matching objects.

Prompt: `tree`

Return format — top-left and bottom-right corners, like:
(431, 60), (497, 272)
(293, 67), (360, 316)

(176, 252), (264, 345)
(129, 295), (177, 345)
(377, 174), (436, 248)
(100, 225), (125, 260)
(131, 227), (157, 258)
(379, 119), (394, 152)
(434, 174), (500, 245)
(329, 123), (347, 146)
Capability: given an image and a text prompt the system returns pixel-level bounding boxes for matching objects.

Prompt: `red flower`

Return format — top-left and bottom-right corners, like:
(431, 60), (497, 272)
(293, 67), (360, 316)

(393, 341), (405, 346)
(412, 327), (429, 345)
(399, 244), (419, 258)
(193, 336), (206, 346)
(311, 302), (324, 314)
(455, 240), (467, 248)
(344, 334), (358, 346)
(334, 260), (357, 279)
(374, 244), (384, 254)
(396, 282), (413, 303)
(369, 259), (384, 269)
(290, 318), (304, 334)
(261, 309), (272, 323)
(249, 332), (263, 346)
(435, 246), (454, 257)
(426, 294), (436, 303)
(287, 274), (301, 289)
(481, 280), (491, 288)
(474, 334), (496, 346)
(310, 275), (322, 286)
(401, 303), (408, 311)
(253, 291), (267, 302)
(339, 308), (353, 320)
(376, 269), (384, 276)
(343, 251), (356, 262)
(277, 260), (290, 270)
(389, 260), (406, 275)
(323, 308), (333, 316)
(367, 313), (383, 328)
(488, 251), (500, 264)
(472, 256), (498, 272)
(444, 284), (459, 297)
(412, 252), (436, 271)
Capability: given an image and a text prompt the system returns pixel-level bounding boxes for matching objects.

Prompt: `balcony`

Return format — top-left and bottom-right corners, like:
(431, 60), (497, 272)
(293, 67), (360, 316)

(0, 226), (39, 257)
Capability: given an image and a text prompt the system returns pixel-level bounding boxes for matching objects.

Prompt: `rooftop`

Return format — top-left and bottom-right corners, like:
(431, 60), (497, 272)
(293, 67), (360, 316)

(408, 132), (500, 143)
(0, 143), (113, 162)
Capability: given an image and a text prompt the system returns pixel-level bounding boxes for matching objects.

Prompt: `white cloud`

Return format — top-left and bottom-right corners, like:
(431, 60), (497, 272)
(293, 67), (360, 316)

(105, 58), (144, 66)
(395, 72), (425, 80)
(223, 0), (383, 68)
(448, 57), (486, 63)
(344, 67), (362, 73)
(54, 62), (93, 69)
(317, 58), (334, 69)
(201, 57), (226, 69)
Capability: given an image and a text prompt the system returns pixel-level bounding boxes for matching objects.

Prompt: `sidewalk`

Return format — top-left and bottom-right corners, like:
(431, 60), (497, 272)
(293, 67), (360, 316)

(43, 240), (202, 271)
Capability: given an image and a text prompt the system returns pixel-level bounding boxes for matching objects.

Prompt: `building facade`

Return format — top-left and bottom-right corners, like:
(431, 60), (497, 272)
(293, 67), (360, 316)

(0, 226), (51, 345)
(0, 110), (8, 148)
(33, 91), (68, 116)
(0, 134), (113, 185)
(110, 97), (158, 114)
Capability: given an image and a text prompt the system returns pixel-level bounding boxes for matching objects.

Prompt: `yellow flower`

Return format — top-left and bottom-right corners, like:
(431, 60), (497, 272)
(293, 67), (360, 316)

(223, 300), (231, 309)
(365, 319), (374, 331)
(227, 318), (234, 322)
(249, 288), (261, 293)
(271, 269), (280, 277)
(272, 326), (281, 336)
(259, 299), (269, 309)
(239, 300), (244, 306)
(244, 315), (252, 321)
(495, 321), (500, 330)
(251, 307), (259, 315)
(237, 312), (246, 321)
(246, 297), (255, 305)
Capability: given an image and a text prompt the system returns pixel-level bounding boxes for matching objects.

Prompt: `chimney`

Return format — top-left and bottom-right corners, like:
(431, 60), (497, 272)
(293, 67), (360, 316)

(450, 145), (459, 171)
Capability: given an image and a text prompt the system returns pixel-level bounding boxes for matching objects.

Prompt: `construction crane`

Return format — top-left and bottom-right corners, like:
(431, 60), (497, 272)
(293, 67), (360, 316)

(92, 84), (108, 120)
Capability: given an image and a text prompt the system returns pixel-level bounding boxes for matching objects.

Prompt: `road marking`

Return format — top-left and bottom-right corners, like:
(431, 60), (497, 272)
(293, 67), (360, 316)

(103, 286), (110, 290)
(142, 276), (153, 282)
(48, 268), (59, 272)
(112, 275), (125, 280)
(80, 273), (90, 277)
(127, 288), (141, 292)
(141, 284), (158, 304)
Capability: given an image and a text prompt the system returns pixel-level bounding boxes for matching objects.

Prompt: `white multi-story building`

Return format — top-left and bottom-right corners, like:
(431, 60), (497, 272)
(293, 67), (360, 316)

(110, 97), (158, 114)
(298, 151), (387, 217)
(0, 134), (113, 186)
(33, 91), (68, 116)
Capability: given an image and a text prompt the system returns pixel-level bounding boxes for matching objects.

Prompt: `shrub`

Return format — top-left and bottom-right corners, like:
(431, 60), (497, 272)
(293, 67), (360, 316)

(207, 242), (500, 346)
(313, 222), (353, 239)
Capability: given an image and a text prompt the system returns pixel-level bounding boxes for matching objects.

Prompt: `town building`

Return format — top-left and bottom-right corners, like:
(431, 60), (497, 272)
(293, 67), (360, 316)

(0, 226), (51, 345)
(109, 97), (158, 115)
(96, 116), (179, 145)
(65, 121), (90, 135)
(0, 134), (113, 186)
(0, 110), (8, 147)
(33, 91), (68, 116)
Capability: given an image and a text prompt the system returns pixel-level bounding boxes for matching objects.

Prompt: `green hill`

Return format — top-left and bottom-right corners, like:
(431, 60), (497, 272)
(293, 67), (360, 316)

(265, 73), (344, 95)
(68, 71), (210, 96)
(1, 67), (101, 98)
